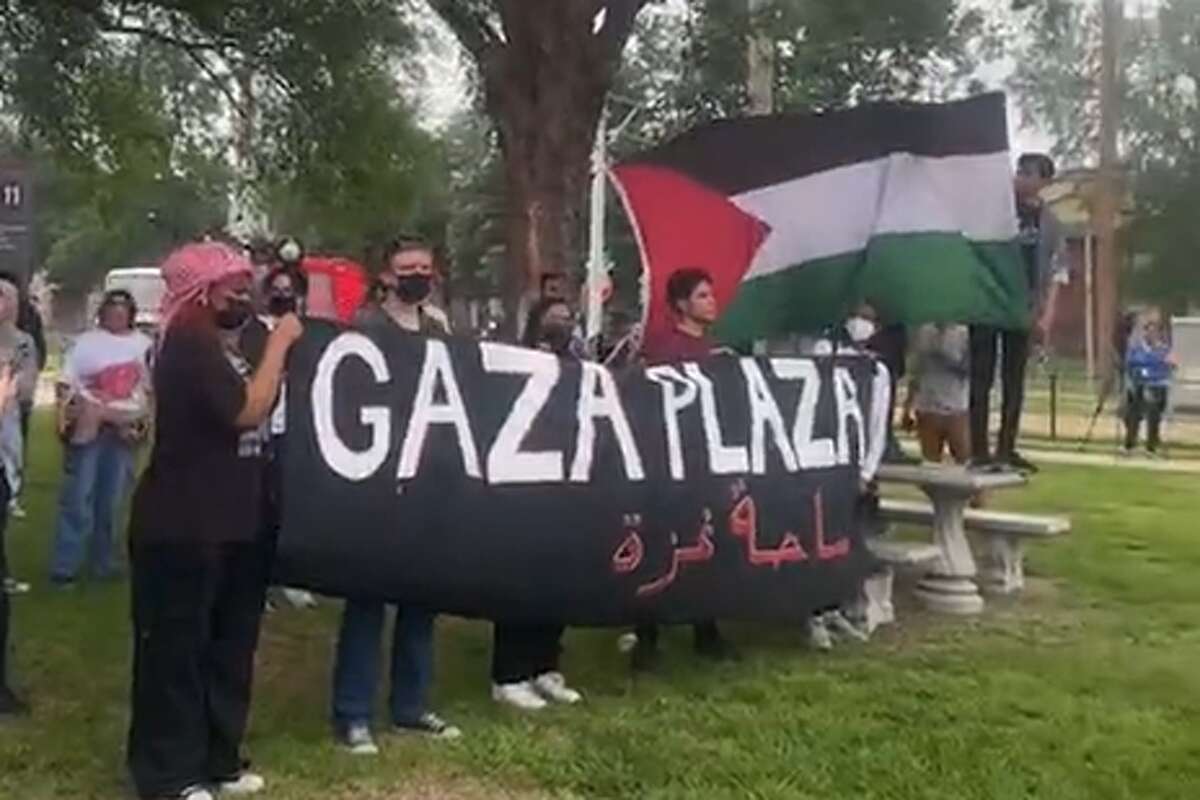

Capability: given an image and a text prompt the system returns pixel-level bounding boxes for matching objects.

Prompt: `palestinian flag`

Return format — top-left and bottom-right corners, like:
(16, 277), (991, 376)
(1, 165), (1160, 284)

(611, 93), (1029, 345)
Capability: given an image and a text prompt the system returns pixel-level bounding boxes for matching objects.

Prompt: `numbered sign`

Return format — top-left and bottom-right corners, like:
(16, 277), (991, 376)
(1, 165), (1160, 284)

(0, 162), (34, 282)
(1, 182), (22, 209)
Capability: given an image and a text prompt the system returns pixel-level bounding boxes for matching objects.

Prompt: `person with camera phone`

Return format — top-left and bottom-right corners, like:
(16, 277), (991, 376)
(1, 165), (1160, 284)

(1123, 309), (1177, 457)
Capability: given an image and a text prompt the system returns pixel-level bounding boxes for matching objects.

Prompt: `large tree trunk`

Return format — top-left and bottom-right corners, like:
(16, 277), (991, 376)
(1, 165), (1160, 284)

(493, 88), (597, 322)
(432, 0), (649, 333)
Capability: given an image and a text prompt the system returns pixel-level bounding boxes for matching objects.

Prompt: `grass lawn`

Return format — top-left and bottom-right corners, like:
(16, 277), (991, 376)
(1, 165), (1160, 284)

(2, 412), (1198, 799)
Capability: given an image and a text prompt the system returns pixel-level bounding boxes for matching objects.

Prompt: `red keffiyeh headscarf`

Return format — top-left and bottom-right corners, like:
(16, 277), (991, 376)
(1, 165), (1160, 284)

(159, 241), (254, 332)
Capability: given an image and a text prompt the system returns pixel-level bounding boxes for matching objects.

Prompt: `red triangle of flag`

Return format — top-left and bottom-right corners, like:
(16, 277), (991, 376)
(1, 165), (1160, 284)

(612, 164), (771, 341)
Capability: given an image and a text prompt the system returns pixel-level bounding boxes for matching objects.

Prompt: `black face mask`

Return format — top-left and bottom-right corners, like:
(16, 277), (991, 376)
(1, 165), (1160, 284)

(267, 293), (297, 317)
(393, 275), (432, 304)
(215, 299), (253, 330)
(542, 324), (574, 354)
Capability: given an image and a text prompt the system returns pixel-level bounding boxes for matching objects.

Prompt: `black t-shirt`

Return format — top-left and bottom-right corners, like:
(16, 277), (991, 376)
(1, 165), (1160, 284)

(129, 321), (269, 547)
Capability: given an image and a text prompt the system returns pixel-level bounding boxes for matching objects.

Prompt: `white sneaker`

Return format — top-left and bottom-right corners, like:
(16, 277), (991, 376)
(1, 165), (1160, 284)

(282, 588), (318, 609)
(217, 772), (266, 795)
(8, 500), (25, 520)
(337, 723), (380, 755)
(492, 681), (548, 711)
(180, 786), (215, 800)
(617, 632), (639, 653)
(3, 577), (30, 596)
(824, 610), (869, 643)
(533, 672), (582, 705)
(808, 616), (833, 651)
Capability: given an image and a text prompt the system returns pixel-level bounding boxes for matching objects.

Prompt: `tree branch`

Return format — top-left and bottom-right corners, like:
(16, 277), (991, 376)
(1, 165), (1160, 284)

(179, 47), (249, 122)
(86, 6), (234, 53)
(80, 7), (251, 117)
(426, 0), (504, 59)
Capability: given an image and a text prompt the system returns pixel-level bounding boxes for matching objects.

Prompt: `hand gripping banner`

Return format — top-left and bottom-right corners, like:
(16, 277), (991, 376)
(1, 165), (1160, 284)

(276, 322), (879, 626)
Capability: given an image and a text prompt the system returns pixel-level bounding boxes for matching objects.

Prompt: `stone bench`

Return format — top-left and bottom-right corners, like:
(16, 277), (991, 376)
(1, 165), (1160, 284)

(878, 499), (1071, 595)
(855, 539), (942, 633)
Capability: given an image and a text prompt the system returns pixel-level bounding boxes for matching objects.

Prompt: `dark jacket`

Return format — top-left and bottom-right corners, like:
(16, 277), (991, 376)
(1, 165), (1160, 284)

(17, 299), (45, 372)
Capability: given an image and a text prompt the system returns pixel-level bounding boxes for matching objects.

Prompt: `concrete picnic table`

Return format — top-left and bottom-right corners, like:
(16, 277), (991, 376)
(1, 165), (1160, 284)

(875, 464), (1026, 615)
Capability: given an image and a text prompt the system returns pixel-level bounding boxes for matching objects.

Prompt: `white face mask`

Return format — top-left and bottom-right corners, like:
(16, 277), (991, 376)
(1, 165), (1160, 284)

(279, 240), (302, 263)
(845, 316), (877, 344)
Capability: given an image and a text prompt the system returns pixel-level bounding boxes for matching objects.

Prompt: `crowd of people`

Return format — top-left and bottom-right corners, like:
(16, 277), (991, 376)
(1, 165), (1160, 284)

(0, 152), (1185, 800)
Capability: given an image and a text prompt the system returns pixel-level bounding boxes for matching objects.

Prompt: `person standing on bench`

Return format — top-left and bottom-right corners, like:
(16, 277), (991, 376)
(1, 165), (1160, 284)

(969, 153), (1068, 474)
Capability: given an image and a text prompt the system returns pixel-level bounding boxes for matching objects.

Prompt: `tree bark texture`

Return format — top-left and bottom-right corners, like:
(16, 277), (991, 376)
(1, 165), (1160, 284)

(431, 0), (649, 321)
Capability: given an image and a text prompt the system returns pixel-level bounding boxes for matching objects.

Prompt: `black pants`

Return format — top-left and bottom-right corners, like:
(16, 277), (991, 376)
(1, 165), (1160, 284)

(869, 325), (907, 452)
(634, 621), (722, 652)
(0, 474), (11, 689)
(127, 541), (268, 799)
(491, 624), (564, 684)
(1125, 385), (1168, 451)
(18, 401), (31, 488)
(969, 326), (1030, 460)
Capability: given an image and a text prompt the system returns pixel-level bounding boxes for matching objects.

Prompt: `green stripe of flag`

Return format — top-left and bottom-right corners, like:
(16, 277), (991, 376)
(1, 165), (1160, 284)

(713, 233), (1030, 346)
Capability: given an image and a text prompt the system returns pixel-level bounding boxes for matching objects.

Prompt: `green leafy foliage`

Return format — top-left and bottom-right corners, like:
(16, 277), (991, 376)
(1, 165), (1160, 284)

(674, 0), (982, 124)
(1013, 0), (1200, 312)
(0, 0), (443, 287)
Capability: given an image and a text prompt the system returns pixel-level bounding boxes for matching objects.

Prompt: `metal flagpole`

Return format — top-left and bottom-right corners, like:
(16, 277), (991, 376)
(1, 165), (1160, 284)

(748, 0), (774, 355)
(584, 109), (609, 348)
(1085, 232), (1096, 394)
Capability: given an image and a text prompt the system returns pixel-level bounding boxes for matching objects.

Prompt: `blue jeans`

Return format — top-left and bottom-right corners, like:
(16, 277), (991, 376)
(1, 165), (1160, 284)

(50, 429), (135, 582)
(332, 600), (434, 728)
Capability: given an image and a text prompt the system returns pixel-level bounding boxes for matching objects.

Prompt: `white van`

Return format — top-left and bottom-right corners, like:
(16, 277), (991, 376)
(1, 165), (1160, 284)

(103, 267), (166, 331)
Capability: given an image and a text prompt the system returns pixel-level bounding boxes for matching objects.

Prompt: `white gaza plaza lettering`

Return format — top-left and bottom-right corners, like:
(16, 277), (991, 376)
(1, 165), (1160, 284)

(652, 359), (845, 479)
(833, 366), (866, 468)
(479, 343), (564, 483)
(396, 339), (483, 479)
(644, 365), (697, 481)
(768, 359), (839, 469)
(312, 332), (392, 481)
(311, 335), (863, 484)
(312, 335), (644, 484)
(740, 359), (799, 474)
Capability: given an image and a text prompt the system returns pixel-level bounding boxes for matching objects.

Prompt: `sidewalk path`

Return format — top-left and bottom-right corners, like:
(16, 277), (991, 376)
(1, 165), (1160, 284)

(1017, 448), (1200, 474)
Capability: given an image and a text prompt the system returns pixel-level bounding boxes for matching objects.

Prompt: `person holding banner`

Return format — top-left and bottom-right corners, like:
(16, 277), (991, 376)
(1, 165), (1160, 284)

(125, 242), (302, 800)
(257, 266), (318, 612)
(331, 235), (460, 756)
(798, 302), (891, 649)
(490, 297), (586, 711)
(630, 268), (739, 671)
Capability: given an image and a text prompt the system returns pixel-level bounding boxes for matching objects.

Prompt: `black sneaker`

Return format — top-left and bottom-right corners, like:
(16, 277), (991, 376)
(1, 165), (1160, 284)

(1002, 452), (1039, 474)
(694, 633), (742, 663)
(968, 454), (994, 472)
(393, 711), (461, 740)
(883, 439), (920, 465)
(0, 686), (30, 717)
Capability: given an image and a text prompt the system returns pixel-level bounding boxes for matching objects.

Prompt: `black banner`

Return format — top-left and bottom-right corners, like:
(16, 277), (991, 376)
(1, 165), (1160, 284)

(277, 322), (879, 626)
